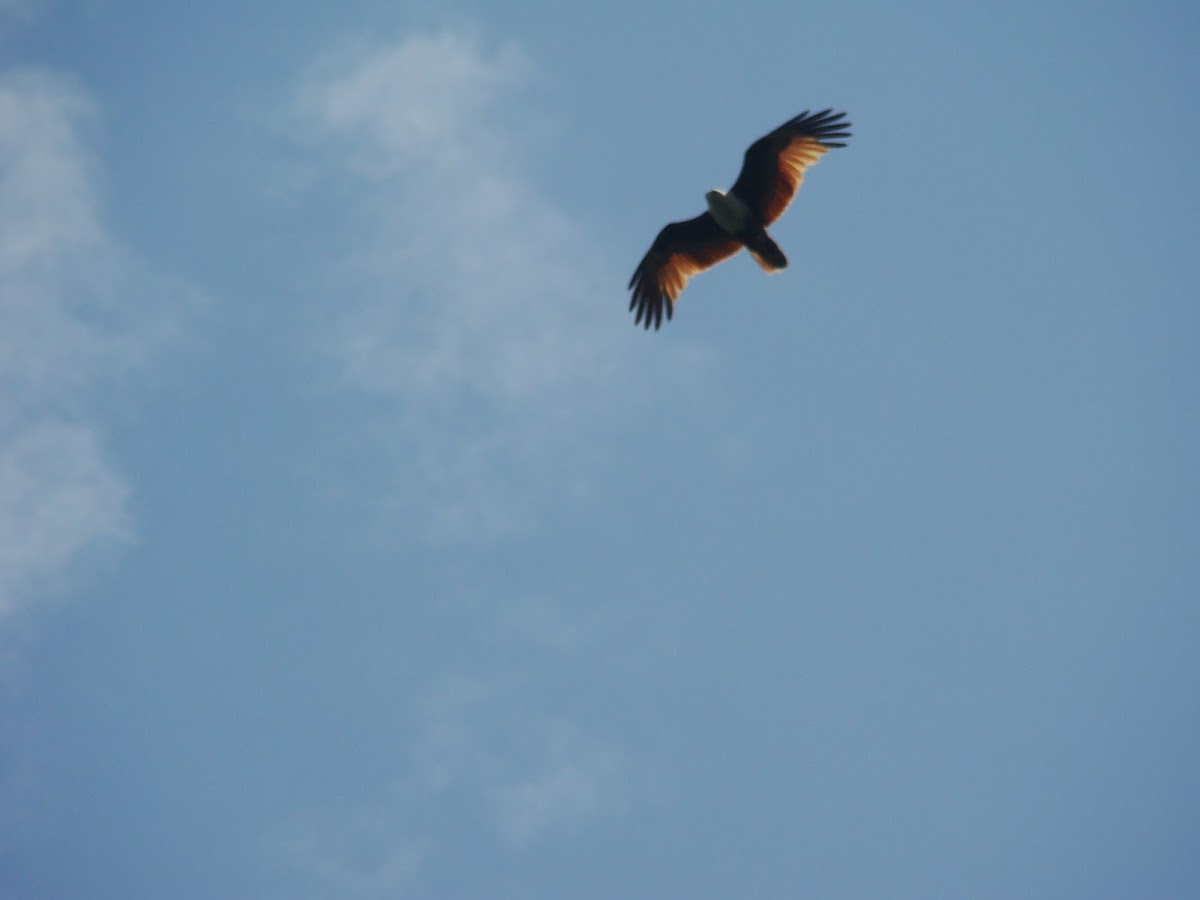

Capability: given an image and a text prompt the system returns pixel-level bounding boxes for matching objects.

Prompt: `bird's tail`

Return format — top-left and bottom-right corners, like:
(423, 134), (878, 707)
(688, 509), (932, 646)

(746, 232), (788, 272)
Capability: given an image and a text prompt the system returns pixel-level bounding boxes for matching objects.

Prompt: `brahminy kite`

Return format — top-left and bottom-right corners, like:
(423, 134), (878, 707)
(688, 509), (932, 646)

(628, 109), (851, 329)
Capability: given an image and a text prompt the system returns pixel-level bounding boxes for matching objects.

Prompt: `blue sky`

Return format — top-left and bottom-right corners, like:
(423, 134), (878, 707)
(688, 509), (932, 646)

(2, 2), (1198, 897)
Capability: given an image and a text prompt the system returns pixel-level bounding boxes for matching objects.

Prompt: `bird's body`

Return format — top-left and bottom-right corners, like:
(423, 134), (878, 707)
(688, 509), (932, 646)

(628, 109), (851, 329)
(705, 189), (789, 271)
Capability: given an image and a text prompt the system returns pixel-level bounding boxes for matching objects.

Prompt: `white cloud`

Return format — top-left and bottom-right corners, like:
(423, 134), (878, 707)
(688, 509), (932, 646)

(408, 661), (626, 848)
(265, 681), (627, 893)
(491, 726), (625, 847)
(296, 31), (696, 537)
(261, 34), (654, 889)
(299, 31), (527, 180)
(297, 33), (587, 407)
(263, 808), (424, 900)
(262, 592), (629, 893)
(0, 423), (129, 614)
(262, 707), (625, 896)
(0, 71), (106, 415)
(0, 70), (172, 619)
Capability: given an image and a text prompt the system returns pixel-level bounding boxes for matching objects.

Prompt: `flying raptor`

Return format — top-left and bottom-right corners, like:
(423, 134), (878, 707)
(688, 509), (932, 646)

(628, 109), (851, 329)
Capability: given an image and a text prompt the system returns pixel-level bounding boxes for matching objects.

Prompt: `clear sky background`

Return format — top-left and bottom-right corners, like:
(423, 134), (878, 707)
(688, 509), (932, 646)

(2, 2), (1198, 897)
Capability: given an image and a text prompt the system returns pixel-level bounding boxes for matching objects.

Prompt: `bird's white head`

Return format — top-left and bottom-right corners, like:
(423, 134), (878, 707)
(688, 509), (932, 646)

(704, 188), (751, 235)
(704, 189), (726, 222)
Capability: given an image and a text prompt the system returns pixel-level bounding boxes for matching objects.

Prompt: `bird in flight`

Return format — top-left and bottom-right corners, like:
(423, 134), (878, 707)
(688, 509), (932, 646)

(628, 109), (851, 329)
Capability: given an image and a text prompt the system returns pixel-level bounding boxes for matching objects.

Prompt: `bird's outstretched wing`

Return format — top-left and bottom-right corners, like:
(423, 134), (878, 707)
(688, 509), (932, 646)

(730, 110), (851, 227)
(628, 213), (742, 330)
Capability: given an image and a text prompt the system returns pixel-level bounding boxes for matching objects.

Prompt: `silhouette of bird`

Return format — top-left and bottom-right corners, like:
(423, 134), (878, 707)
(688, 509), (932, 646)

(629, 109), (851, 329)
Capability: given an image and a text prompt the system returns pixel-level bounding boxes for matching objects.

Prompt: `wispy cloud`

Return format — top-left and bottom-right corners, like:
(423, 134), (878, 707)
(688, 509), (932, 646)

(262, 591), (629, 893)
(491, 724), (625, 847)
(0, 423), (130, 610)
(1, 71), (108, 415)
(0, 70), (174, 620)
(409, 667), (627, 843)
(296, 31), (696, 537)
(261, 31), (655, 891)
(263, 808), (425, 900)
